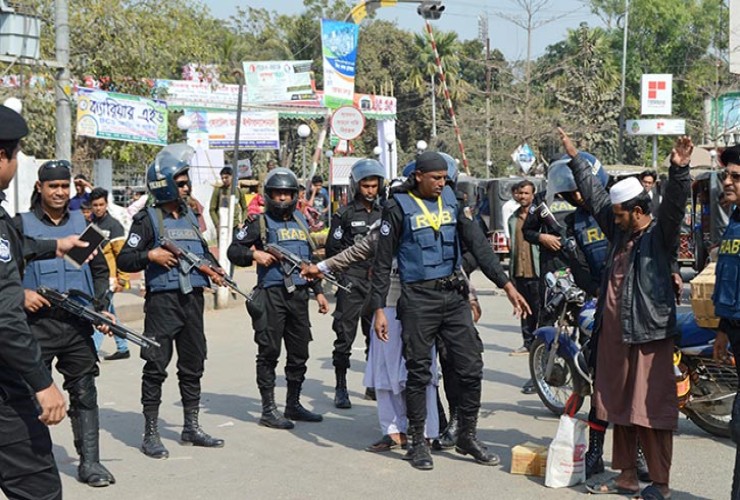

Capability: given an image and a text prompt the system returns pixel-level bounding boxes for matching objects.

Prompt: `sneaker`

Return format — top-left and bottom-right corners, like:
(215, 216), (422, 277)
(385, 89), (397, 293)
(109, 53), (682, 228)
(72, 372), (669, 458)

(509, 346), (529, 356)
(104, 350), (131, 361)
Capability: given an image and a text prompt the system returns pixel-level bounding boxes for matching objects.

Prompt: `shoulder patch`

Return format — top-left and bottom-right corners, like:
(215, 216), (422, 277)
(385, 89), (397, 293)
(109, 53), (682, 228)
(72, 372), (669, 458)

(127, 233), (141, 248)
(333, 227), (344, 240)
(132, 210), (149, 222)
(380, 220), (391, 237)
(528, 204), (536, 214)
(236, 227), (248, 240)
(0, 238), (11, 263)
(463, 207), (474, 220)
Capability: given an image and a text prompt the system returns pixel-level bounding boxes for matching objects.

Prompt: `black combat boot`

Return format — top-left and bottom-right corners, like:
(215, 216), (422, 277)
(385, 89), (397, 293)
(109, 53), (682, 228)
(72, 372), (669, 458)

(404, 422), (433, 470)
(437, 408), (459, 449)
(181, 408), (225, 447)
(284, 381), (323, 422)
(73, 409), (115, 487)
(259, 388), (294, 429)
(585, 427), (605, 478)
(334, 368), (351, 409)
(141, 412), (169, 459)
(636, 443), (651, 482)
(455, 414), (499, 466)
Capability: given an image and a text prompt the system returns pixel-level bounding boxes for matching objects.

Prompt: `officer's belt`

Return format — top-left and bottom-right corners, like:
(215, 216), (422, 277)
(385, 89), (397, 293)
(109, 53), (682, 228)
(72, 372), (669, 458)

(409, 272), (464, 291)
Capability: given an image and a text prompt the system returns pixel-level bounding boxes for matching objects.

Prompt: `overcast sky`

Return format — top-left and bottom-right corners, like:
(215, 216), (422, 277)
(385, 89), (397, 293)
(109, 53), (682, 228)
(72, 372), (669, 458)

(201, 0), (604, 61)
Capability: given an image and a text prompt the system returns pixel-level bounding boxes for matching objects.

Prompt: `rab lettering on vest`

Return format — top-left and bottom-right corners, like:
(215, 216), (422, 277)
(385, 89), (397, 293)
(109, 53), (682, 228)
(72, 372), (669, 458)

(585, 228), (605, 244)
(411, 210), (454, 230)
(278, 228), (307, 241)
(720, 239), (740, 255)
(166, 228), (200, 240)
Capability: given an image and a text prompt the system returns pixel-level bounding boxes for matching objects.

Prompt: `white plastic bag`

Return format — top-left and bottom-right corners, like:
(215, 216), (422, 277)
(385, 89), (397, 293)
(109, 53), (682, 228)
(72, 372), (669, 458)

(545, 415), (587, 488)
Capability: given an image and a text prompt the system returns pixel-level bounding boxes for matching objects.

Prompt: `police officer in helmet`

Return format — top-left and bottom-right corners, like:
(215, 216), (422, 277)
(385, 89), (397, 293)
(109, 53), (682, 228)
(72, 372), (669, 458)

(15, 159), (115, 487)
(117, 144), (225, 459)
(546, 154), (610, 298)
(371, 151), (530, 470)
(326, 158), (385, 408)
(228, 168), (329, 430)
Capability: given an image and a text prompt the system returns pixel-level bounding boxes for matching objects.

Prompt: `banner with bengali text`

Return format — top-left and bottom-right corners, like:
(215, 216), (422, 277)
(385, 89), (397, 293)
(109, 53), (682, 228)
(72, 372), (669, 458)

(76, 88), (168, 146)
(242, 60), (315, 103)
(184, 110), (280, 150)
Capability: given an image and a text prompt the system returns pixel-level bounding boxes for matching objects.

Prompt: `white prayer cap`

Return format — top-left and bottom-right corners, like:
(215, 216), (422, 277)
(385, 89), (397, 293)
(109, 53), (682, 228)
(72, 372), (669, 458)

(609, 176), (645, 205)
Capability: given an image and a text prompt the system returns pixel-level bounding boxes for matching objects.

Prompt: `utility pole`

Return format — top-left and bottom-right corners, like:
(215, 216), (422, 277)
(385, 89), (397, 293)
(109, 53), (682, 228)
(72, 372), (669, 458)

(431, 74), (436, 138)
(524, 9), (532, 138)
(618, 0), (630, 162)
(479, 13), (491, 178)
(55, 0), (71, 160)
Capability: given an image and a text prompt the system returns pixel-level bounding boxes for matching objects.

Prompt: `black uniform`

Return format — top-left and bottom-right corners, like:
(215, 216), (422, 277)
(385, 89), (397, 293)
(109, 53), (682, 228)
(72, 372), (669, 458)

(228, 208), (325, 428)
(117, 206), (215, 414)
(13, 205), (109, 391)
(0, 193), (62, 500)
(325, 199), (382, 371)
(228, 214), (324, 391)
(371, 185), (509, 467)
(373, 195), (509, 417)
(522, 192), (575, 324)
(14, 203), (113, 485)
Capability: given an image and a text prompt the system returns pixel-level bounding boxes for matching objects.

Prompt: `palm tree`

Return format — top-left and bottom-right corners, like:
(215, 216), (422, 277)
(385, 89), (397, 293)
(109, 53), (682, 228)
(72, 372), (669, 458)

(408, 29), (472, 103)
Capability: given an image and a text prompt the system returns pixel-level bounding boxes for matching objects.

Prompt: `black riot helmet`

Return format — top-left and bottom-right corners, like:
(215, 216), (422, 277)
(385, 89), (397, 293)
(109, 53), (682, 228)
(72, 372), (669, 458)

(146, 144), (194, 205)
(349, 158), (386, 201)
(264, 167), (299, 218)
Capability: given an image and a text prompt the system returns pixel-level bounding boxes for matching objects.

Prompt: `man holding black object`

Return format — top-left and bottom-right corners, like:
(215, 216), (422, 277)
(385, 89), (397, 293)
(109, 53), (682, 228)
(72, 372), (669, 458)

(13, 159), (115, 487)
(0, 104), (85, 499)
(118, 144), (225, 459)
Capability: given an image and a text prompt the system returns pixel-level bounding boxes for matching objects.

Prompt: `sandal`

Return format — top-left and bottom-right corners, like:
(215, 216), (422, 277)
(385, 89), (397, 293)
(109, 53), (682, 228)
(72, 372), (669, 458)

(365, 435), (400, 453)
(585, 477), (640, 495)
(635, 485), (671, 500)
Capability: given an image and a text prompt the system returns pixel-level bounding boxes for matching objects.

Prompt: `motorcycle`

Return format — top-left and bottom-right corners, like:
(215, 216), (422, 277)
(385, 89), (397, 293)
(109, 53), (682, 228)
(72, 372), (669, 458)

(528, 269), (736, 438)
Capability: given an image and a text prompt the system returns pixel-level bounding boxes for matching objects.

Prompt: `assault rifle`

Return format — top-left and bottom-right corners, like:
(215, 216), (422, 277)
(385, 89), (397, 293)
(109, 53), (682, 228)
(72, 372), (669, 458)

(264, 243), (351, 294)
(37, 287), (160, 349)
(533, 202), (577, 259)
(160, 238), (253, 302)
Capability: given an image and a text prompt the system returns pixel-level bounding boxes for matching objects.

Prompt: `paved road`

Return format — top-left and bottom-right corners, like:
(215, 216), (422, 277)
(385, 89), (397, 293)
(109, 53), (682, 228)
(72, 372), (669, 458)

(47, 270), (731, 500)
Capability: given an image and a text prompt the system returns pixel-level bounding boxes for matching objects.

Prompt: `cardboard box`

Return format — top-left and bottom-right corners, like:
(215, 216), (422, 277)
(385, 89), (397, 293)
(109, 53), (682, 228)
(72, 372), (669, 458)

(511, 443), (548, 477)
(690, 262), (720, 329)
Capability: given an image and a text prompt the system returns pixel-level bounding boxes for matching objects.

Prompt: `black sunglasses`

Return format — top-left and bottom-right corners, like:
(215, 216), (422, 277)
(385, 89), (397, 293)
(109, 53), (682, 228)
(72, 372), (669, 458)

(719, 169), (740, 183)
(176, 180), (190, 188)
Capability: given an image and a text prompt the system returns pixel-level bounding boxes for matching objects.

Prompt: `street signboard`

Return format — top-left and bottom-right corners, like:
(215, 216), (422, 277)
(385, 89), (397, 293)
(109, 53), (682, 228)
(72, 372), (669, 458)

(641, 74), (673, 115)
(625, 119), (685, 136)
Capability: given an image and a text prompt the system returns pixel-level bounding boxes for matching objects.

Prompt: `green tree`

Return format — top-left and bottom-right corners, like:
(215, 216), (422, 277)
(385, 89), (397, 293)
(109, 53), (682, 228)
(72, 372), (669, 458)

(541, 23), (621, 161)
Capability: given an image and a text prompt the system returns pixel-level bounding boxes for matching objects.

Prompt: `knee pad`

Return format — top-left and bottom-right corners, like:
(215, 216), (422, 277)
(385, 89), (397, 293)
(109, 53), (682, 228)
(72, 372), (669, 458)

(68, 375), (98, 411)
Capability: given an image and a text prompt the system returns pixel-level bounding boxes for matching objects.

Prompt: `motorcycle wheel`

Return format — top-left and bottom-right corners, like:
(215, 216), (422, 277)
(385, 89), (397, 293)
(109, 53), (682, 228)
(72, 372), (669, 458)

(529, 336), (588, 416)
(683, 408), (732, 438)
